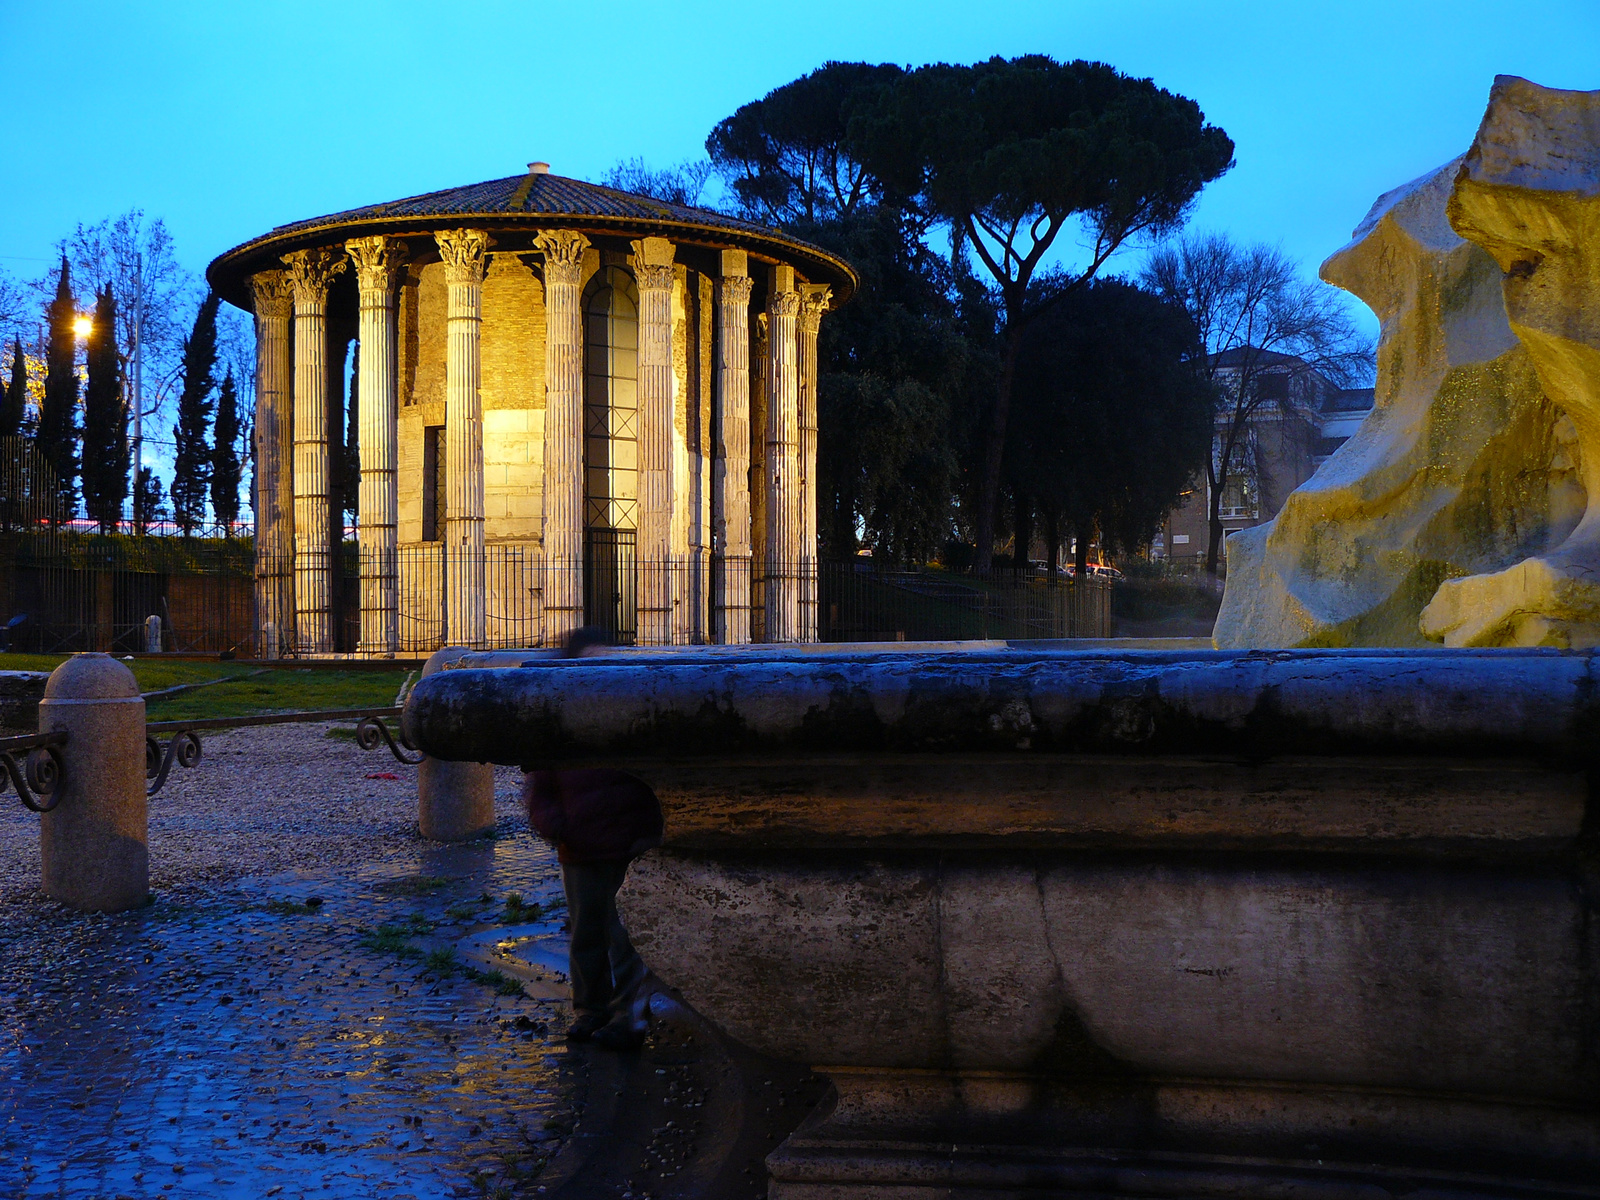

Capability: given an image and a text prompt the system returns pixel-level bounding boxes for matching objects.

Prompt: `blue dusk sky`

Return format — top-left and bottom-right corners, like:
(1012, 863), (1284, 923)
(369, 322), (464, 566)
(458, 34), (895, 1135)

(2, 0), (1598, 331)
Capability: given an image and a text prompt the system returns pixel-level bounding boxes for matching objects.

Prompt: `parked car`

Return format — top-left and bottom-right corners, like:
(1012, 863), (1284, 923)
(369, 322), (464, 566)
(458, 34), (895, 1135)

(1063, 563), (1125, 581)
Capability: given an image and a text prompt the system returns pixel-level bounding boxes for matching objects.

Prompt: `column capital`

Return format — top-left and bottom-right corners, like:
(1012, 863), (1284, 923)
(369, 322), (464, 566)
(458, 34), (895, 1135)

(800, 284), (832, 333)
(533, 229), (591, 288)
(282, 247), (346, 305)
(434, 228), (492, 285)
(630, 237), (676, 292)
(251, 270), (294, 320)
(768, 290), (801, 319)
(345, 236), (409, 294)
(719, 274), (754, 306)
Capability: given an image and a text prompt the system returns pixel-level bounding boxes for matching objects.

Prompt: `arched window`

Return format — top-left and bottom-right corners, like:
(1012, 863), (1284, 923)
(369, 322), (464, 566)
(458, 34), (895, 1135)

(583, 267), (639, 532)
(582, 266), (640, 640)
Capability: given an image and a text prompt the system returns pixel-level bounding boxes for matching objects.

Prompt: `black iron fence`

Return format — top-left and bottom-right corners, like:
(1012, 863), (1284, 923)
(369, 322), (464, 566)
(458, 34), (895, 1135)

(0, 540), (1113, 657)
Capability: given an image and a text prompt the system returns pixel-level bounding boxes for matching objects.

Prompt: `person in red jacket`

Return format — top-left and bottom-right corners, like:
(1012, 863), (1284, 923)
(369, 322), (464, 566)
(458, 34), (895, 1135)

(522, 628), (663, 1051)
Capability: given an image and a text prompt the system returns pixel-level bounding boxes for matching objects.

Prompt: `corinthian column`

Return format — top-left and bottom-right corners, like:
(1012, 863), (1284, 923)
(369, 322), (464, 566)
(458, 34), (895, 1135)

(251, 271), (294, 657)
(714, 252), (754, 644)
(346, 236), (407, 657)
(283, 247), (346, 655)
(436, 228), (490, 649)
(764, 266), (801, 643)
(533, 229), (591, 644)
(798, 284), (831, 643)
(632, 237), (676, 646)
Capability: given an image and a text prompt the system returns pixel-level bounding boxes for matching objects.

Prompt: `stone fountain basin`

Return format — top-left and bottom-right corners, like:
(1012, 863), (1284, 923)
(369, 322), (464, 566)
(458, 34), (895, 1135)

(405, 647), (1600, 1194)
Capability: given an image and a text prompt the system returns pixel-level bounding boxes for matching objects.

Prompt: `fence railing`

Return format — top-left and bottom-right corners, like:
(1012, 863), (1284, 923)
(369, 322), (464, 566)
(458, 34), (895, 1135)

(0, 545), (1114, 656)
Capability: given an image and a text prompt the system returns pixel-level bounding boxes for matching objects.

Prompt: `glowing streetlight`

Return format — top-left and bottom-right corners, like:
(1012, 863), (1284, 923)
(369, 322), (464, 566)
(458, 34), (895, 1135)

(73, 313), (93, 339)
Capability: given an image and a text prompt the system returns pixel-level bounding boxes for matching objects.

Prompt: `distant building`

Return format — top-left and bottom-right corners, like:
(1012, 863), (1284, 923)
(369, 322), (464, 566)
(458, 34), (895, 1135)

(1152, 349), (1373, 565)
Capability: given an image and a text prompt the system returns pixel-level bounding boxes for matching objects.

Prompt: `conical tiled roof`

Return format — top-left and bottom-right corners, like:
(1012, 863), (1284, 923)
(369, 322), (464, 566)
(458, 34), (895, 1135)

(207, 169), (855, 308)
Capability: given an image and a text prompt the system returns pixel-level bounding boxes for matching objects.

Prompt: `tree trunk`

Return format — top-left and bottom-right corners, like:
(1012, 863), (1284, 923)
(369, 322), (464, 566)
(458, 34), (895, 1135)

(1075, 524), (1090, 576)
(1045, 510), (1060, 584)
(1013, 490), (1033, 570)
(973, 322), (1025, 575)
(1207, 509), (1225, 577)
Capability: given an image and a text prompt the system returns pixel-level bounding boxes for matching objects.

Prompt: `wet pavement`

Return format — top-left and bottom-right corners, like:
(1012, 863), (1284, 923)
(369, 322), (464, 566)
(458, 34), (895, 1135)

(2, 836), (579, 1199)
(0, 729), (827, 1200)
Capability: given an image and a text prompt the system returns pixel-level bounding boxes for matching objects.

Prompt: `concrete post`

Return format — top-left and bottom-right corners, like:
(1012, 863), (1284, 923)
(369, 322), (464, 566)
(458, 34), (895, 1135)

(714, 252), (754, 644)
(251, 270), (294, 657)
(533, 229), (592, 644)
(633, 237), (677, 647)
(415, 646), (494, 841)
(435, 229), (490, 650)
(38, 654), (147, 912)
(283, 248), (346, 655)
(347, 235), (407, 658)
(143, 615), (161, 654)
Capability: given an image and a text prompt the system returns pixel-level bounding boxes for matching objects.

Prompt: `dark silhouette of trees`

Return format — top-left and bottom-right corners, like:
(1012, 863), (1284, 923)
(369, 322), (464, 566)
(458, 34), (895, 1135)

(211, 368), (242, 530)
(133, 465), (164, 534)
(81, 285), (129, 532)
(170, 292), (219, 534)
(709, 62), (902, 224)
(1142, 233), (1370, 573)
(853, 55), (1235, 571)
(1008, 279), (1215, 575)
(601, 158), (713, 206)
(1, 338), (25, 437)
(38, 257), (80, 516)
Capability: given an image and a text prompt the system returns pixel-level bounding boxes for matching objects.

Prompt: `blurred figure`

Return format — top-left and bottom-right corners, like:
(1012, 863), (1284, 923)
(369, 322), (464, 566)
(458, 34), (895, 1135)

(522, 627), (663, 1051)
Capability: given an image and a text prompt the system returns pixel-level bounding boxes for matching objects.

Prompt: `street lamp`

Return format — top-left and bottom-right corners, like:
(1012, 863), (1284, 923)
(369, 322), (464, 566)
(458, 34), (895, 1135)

(73, 313), (93, 339)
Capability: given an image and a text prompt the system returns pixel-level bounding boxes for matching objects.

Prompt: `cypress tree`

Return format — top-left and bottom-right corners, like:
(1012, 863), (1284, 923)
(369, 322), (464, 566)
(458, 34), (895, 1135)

(38, 256), (79, 516)
(81, 285), (129, 533)
(170, 292), (219, 535)
(1, 338), (26, 437)
(211, 368), (242, 531)
(133, 465), (164, 534)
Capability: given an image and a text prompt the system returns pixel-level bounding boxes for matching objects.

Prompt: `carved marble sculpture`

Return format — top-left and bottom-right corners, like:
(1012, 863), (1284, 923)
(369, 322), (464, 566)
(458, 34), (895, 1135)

(1216, 77), (1597, 648)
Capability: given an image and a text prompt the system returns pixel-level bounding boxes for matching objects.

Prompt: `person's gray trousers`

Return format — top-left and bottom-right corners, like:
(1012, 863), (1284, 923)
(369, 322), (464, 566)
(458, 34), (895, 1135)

(562, 860), (649, 1032)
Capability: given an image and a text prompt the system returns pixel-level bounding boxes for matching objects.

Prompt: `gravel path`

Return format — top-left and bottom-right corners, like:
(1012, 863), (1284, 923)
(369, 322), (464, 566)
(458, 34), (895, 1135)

(0, 722), (529, 902)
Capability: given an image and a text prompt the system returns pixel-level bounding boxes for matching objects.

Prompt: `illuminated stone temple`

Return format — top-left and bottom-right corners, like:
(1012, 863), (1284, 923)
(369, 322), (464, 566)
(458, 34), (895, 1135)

(207, 164), (854, 656)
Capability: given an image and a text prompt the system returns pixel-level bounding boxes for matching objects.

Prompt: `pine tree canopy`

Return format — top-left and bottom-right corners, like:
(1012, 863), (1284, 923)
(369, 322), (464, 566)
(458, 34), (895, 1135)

(171, 291), (219, 534)
(81, 284), (129, 532)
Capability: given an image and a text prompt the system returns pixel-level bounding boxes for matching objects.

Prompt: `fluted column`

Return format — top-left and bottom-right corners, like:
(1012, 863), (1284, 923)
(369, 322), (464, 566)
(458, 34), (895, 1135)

(798, 284), (830, 643)
(764, 266), (801, 643)
(436, 229), (490, 649)
(533, 229), (591, 644)
(715, 254), (754, 644)
(346, 236), (407, 657)
(633, 237), (676, 647)
(251, 271), (294, 658)
(283, 247), (346, 655)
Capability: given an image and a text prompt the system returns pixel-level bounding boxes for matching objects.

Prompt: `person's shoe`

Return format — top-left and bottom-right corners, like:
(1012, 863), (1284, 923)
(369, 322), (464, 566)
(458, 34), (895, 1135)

(565, 1011), (608, 1042)
(588, 1022), (646, 1052)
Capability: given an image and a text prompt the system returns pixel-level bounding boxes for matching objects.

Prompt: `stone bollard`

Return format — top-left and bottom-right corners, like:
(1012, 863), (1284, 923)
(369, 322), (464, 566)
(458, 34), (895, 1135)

(143, 615), (162, 654)
(38, 654), (147, 911)
(415, 647), (494, 841)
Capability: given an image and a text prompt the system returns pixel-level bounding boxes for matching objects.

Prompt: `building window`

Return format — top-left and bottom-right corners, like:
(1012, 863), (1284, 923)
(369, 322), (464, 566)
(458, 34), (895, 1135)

(583, 266), (639, 532)
(422, 425), (445, 542)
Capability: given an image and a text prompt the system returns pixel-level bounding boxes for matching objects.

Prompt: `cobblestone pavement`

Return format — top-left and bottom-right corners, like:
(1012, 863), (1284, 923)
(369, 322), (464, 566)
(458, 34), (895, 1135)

(1, 722), (827, 1200)
(1, 724), (583, 1199)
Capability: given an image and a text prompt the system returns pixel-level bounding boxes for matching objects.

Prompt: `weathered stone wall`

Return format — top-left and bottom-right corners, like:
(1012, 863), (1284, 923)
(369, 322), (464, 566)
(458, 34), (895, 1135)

(480, 252), (545, 545)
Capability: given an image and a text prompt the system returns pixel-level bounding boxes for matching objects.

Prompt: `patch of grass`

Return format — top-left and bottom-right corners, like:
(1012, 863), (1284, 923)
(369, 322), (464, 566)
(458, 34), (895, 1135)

(424, 946), (458, 973)
(146, 666), (410, 722)
(323, 726), (359, 740)
(501, 893), (546, 923)
(374, 875), (454, 897)
(357, 912), (435, 957)
(262, 897), (324, 916)
(463, 965), (527, 997)
(445, 899), (487, 922)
